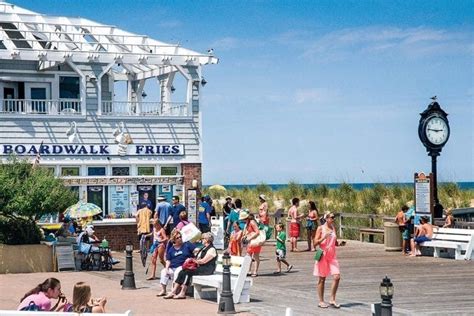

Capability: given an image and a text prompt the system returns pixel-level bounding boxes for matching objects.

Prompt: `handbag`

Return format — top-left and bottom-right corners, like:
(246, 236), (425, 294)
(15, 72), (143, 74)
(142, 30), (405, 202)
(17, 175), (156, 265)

(249, 230), (266, 247)
(314, 248), (324, 262)
(182, 258), (198, 271)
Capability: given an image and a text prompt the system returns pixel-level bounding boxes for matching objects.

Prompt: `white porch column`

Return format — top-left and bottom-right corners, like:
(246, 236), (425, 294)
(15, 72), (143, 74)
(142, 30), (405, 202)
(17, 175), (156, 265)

(96, 61), (115, 116)
(65, 59), (87, 115)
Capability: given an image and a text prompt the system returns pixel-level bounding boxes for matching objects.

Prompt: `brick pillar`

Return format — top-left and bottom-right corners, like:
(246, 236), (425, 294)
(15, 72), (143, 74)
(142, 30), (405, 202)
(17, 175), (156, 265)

(182, 163), (202, 205)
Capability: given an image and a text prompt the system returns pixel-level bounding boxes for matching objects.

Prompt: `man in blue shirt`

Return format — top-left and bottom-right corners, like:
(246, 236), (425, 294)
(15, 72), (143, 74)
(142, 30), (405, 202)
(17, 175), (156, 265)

(170, 196), (186, 230)
(139, 192), (153, 211)
(198, 195), (212, 233)
(155, 196), (172, 234)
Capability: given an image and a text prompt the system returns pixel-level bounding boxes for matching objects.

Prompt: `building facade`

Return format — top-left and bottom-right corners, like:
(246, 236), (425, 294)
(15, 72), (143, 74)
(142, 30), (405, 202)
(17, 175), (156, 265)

(0, 2), (217, 219)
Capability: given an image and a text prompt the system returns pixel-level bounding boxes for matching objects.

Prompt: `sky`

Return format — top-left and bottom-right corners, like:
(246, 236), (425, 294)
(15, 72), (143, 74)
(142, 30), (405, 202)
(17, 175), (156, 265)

(10, 0), (474, 185)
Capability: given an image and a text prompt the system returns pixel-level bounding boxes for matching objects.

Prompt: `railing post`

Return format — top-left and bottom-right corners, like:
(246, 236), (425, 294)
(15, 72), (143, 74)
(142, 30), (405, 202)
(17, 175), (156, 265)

(369, 216), (375, 243)
(339, 213), (343, 239)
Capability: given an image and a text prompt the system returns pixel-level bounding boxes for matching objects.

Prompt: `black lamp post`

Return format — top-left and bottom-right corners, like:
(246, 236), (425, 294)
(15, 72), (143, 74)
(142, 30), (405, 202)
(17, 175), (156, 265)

(217, 251), (236, 314)
(379, 276), (394, 316)
(121, 243), (136, 290)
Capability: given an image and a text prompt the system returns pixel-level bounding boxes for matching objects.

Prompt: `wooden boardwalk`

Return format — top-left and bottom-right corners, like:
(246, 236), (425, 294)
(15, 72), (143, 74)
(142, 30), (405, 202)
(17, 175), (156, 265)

(240, 240), (474, 315)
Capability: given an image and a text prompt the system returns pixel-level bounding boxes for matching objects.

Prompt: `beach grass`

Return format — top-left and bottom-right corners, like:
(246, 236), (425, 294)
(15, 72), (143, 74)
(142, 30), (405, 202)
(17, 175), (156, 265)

(204, 182), (474, 240)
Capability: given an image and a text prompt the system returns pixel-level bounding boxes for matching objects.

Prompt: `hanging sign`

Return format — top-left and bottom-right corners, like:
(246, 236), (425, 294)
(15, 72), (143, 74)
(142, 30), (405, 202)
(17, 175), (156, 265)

(414, 172), (434, 224)
(0, 143), (184, 156)
(187, 189), (197, 225)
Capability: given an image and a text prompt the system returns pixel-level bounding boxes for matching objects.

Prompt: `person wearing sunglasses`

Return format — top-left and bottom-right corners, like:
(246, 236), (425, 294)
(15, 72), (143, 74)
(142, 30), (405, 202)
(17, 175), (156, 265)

(313, 211), (341, 309)
(156, 230), (196, 297)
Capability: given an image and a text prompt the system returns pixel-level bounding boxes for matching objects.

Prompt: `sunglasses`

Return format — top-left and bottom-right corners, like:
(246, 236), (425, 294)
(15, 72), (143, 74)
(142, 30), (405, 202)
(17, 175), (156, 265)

(329, 216), (335, 219)
(175, 236), (182, 239)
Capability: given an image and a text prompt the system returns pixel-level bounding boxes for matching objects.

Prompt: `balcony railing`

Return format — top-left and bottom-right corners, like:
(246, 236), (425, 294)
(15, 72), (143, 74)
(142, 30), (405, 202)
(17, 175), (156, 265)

(0, 99), (82, 115)
(101, 101), (189, 117)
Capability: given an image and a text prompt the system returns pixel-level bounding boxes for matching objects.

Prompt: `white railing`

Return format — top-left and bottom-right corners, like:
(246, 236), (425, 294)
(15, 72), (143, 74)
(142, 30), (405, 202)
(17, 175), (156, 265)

(101, 101), (188, 117)
(0, 99), (82, 115)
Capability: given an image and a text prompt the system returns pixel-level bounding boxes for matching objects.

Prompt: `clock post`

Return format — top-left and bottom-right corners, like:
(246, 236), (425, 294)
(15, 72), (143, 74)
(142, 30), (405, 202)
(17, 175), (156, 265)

(418, 97), (450, 219)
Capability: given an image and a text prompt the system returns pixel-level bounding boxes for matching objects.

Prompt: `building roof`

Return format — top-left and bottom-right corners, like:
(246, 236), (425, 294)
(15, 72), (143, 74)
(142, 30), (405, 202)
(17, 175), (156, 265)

(0, 2), (218, 79)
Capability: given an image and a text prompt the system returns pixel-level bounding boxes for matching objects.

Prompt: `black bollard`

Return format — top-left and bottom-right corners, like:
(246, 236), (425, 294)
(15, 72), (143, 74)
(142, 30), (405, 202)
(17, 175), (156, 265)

(217, 251), (236, 314)
(121, 243), (136, 290)
(379, 276), (393, 316)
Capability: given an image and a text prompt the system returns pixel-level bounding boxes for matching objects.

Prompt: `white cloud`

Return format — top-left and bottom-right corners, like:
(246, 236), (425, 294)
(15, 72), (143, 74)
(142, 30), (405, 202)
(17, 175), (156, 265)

(294, 88), (339, 105)
(158, 20), (182, 28)
(294, 26), (473, 62)
(209, 37), (240, 51)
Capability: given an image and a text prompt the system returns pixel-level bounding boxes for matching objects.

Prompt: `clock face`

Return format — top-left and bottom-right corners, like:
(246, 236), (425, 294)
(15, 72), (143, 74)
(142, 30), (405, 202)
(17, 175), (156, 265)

(425, 116), (449, 145)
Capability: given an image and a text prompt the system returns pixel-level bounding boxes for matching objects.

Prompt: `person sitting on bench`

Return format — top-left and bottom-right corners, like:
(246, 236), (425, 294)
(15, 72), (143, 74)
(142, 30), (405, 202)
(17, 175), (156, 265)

(410, 216), (433, 257)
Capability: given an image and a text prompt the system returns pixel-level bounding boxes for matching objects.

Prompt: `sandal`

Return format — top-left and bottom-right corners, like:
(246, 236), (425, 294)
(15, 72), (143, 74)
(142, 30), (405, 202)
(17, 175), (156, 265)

(286, 265), (293, 273)
(329, 302), (340, 309)
(272, 271), (282, 275)
(173, 295), (186, 299)
(318, 303), (329, 308)
(146, 277), (156, 281)
(251, 273), (258, 277)
(163, 294), (175, 299)
(156, 292), (166, 297)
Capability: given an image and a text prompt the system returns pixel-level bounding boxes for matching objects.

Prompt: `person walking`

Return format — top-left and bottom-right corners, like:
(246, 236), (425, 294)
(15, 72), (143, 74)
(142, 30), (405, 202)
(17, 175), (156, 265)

(274, 223), (293, 274)
(136, 206), (152, 242)
(288, 198), (304, 252)
(198, 195), (212, 233)
(313, 212), (341, 309)
(242, 212), (262, 277)
(155, 196), (172, 235)
(306, 201), (319, 251)
(146, 219), (168, 280)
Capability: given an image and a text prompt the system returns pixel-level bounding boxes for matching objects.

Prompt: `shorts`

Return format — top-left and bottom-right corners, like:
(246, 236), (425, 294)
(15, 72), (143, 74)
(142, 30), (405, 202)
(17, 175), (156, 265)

(414, 235), (431, 244)
(276, 249), (286, 260)
(402, 224), (414, 240)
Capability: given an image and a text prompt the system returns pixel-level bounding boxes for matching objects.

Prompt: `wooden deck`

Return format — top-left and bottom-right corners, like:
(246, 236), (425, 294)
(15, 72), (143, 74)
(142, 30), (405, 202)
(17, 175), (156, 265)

(240, 240), (474, 315)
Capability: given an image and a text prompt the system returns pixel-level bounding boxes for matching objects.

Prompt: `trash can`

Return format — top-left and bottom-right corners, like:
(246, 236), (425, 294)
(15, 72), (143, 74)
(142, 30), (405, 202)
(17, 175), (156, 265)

(384, 222), (402, 251)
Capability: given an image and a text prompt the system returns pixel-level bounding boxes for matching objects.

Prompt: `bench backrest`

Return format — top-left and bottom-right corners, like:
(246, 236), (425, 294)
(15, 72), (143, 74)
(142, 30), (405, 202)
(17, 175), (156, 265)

(431, 227), (474, 243)
(0, 311), (132, 316)
(215, 254), (252, 276)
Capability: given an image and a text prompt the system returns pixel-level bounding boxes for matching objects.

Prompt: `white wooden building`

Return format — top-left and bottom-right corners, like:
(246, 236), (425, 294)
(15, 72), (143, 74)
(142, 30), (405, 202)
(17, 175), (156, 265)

(0, 2), (217, 216)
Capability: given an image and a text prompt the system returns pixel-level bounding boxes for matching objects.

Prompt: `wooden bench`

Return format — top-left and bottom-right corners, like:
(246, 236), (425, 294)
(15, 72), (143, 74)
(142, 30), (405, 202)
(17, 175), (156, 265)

(192, 254), (252, 304)
(0, 310), (132, 316)
(420, 227), (474, 260)
(359, 228), (384, 242)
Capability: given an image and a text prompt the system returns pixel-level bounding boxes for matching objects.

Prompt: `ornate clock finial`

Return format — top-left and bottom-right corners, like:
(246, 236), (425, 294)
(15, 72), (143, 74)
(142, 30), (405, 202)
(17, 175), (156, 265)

(430, 96), (437, 101)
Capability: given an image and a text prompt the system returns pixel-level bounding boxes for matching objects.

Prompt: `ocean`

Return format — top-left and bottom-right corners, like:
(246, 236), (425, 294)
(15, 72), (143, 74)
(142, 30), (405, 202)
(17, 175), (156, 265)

(205, 182), (474, 191)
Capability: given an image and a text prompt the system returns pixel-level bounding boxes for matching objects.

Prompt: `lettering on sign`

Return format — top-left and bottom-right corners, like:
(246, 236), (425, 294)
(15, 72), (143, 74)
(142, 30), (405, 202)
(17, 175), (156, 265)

(0, 144), (184, 156)
(61, 176), (184, 186)
(414, 172), (433, 215)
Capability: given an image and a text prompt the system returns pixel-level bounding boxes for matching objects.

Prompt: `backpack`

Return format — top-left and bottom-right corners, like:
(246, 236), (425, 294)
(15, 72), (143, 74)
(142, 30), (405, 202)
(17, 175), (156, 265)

(20, 301), (41, 311)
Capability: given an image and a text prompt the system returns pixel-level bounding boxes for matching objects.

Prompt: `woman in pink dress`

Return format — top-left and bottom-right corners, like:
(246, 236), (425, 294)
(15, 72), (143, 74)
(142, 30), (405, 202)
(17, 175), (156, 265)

(313, 212), (341, 309)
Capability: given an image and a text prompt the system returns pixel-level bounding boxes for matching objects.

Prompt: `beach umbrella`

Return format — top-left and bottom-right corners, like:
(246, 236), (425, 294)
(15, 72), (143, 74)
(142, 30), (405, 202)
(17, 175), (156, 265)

(64, 201), (102, 219)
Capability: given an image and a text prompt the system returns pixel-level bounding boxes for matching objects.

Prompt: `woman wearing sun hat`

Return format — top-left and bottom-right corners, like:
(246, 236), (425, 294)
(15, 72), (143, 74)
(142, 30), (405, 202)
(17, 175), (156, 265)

(241, 211), (261, 277)
(313, 211), (341, 309)
(258, 194), (269, 226)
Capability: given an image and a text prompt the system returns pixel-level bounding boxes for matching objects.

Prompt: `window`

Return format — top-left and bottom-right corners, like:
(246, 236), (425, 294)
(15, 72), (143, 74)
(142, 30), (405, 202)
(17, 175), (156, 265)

(61, 167), (80, 176)
(112, 167), (129, 176)
(88, 167), (106, 176)
(161, 166), (178, 176)
(138, 166), (155, 176)
(59, 76), (80, 99)
(69, 186), (80, 200)
(40, 166), (55, 175)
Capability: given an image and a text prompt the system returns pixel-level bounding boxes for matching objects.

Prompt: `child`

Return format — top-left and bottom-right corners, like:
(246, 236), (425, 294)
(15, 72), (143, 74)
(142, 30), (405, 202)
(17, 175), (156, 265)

(274, 224), (293, 274)
(146, 219), (168, 280)
(410, 216), (433, 257)
(228, 222), (243, 256)
(68, 282), (106, 313)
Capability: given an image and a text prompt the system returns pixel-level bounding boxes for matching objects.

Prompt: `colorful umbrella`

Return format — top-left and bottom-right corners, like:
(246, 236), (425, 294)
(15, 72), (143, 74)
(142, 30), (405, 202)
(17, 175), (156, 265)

(64, 202), (102, 219)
